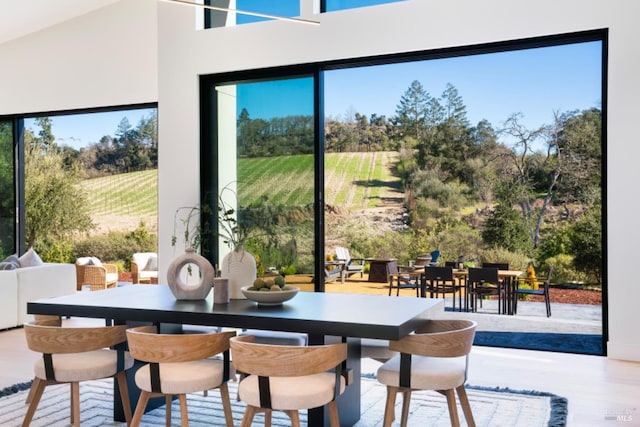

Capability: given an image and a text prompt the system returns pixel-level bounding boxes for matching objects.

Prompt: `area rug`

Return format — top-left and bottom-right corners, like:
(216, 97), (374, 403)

(474, 331), (603, 355)
(0, 377), (567, 427)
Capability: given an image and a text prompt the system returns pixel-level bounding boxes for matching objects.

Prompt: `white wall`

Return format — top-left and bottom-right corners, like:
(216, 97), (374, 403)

(0, 0), (157, 114)
(157, 0), (640, 362)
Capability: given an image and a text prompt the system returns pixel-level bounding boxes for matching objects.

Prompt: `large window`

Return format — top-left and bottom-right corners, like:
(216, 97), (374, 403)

(204, 75), (317, 279)
(323, 0), (404, 12)
(0, 120), (15, 258)
(202, 30), (606, 354)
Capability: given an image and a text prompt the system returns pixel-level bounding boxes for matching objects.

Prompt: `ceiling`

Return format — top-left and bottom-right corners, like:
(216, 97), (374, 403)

(0, 0), (120, 45)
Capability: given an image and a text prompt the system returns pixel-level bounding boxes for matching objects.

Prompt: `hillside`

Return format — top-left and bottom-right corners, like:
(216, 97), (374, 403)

(80, 152), (404, 234)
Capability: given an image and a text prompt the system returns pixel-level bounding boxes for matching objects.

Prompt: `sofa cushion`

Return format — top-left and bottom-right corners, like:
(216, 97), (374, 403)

(144, 254), (158, 271)
(19, 248), (44, 267)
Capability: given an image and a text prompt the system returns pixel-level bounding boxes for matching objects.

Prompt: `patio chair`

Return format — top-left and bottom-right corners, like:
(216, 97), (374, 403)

(376, 319), (477, 427)
(387, 262), (421, 297)
(423, 266), (463, 311)
(515, 267), (553, 317)
(230, 334), (347, 427)
(334, 246), (366, 279)
(467, 267), (503, 313)
(325, 260), (345, 283)
(481, 262), (509, 270)
(131, 252), (158, 284)
(75, 256), (118, 291)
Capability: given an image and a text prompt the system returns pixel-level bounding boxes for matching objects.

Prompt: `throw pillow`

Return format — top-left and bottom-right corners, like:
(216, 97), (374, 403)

(0, 261), (18, 270)
(89, 256), (103, 267)
(1, 254), (20, 270)
(144, 254), (158, 271)
(19, 247), (44, 267)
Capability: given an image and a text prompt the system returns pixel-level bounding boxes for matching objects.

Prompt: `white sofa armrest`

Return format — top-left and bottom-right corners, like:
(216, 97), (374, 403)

(16, 263), (76, 326)
(0, 270), (19, 329)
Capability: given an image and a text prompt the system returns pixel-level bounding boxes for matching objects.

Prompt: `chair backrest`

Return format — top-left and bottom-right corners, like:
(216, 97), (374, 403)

(24, 321), (129, 354)
(126, 325), (235, 363)
(481, 262), (509, 270)
(423, 266), (454, 281)
(334, 246), (351, 263)
(230, 335), (347, 377)
(387, 261), (399, 275)
(444, 261), (457, 268)
(468, 267), (499, 285)
(132, 252), (158, 271)
(389, 319), (477, 358)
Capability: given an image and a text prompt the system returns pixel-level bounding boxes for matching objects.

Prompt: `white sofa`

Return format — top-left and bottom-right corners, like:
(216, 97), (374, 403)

(0, 263), (76, 329)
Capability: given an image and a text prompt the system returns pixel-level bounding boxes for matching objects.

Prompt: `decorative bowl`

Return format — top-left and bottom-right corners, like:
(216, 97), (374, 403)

(241, 285), (299, 305)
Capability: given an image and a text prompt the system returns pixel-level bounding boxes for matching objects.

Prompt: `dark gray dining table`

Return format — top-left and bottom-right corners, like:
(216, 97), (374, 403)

(28, 284), (443, 427)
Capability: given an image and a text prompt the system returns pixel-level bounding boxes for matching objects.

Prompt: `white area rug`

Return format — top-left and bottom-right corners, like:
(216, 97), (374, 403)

(0, 377), (566, 426)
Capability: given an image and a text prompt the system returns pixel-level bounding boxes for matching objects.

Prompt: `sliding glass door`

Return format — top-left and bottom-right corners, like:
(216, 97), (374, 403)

(203, 74), (320, 287)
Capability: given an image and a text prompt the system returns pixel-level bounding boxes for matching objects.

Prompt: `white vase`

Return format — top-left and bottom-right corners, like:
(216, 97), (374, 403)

(220, 248), (257, 299)
(166, 248), (215, 300)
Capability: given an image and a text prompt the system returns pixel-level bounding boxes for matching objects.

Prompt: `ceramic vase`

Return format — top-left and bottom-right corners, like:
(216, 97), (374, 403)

(166, 248), (215, 300)
(220, 247), (256, 299)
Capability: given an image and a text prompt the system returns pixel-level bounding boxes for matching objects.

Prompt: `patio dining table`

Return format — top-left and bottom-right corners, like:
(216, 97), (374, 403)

(27, 284), (443, 427)
(453, 268), (524, 315)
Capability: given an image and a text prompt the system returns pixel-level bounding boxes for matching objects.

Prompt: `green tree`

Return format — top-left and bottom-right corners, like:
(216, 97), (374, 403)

(569, 206), (602, 283)
(24, 125), (94, 250)
(482, 204), (532, 254)
(0, 121), (15, 257)
(393, 80), (430, 141)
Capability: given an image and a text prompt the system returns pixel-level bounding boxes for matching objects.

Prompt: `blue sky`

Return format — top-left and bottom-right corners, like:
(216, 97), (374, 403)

(25, 108), (155, 150)
(27, 40), (601, 152)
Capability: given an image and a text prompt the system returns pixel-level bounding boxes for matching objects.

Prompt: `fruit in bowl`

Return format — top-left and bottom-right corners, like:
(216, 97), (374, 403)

(242, 275), (299, 305)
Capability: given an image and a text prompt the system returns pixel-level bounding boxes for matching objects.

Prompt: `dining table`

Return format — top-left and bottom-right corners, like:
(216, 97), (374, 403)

(453, 268), (524, 314)
(27, 284), (443, 427)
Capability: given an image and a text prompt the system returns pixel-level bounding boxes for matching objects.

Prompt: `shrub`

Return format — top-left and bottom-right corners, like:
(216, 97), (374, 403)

(480, 247), (532, 271)
(73, 227), (157, 269)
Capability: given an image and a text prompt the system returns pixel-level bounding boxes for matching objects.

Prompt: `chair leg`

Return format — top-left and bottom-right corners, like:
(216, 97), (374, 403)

(443, 388), (461, 427)
(115, 371), (132, 426)
(456, 385), (476, 427)
(383, 386), (398, 427)
(218, 383), (234, 427)
(178, 394), (189, 427)
(545, 293), (552, 317)
(400, 389), (412, 427)
(265, 409), (272, 427)
(327, 400), (341, 427)
(21, 376), (46, 427)
(285, 409), (301, 427)
(131, 390), (150, 427)
(241, 405), (257, 427)
(25, 376), (40, 404)
(71, 381), (80, 427)
(165, 395), (172, 427)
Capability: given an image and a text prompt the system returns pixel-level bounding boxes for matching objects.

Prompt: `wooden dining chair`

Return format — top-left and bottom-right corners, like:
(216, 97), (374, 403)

(22, 319), (133, 427)
(126, 326), (236, 427)
(230, 334), (347, 427)
(376, 319), (477, 427)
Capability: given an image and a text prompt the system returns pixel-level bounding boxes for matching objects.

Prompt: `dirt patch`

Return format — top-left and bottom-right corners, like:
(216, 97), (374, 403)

(527, 288), (601, 305)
